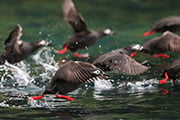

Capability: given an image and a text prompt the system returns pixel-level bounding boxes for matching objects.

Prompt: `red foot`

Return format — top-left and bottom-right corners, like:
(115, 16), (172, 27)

(30, 94), (45, 100)
(73, 52), (89, 58)
(30, 94), (74, 101)
(159, 88), (169, 95)
(152, 54), (170, 58)
(57, 45), (68, 54)
(130, 52), (139, 57)
(173, 80), (177, 84)
(56, 95), (74, 101)
(159, 72), (169, 84)
(143, 30), (156, 36)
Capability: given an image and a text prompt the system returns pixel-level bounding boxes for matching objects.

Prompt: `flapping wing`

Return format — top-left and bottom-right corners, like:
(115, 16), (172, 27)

(155, 31), (180, 53)
(55, 61), (107, 84)
(94, 52), (149, 75)
(62, 0), (87, 33)
(5, 24), (22, 46)
(4, 24), (23, 53)
(152, 16), (180, 30)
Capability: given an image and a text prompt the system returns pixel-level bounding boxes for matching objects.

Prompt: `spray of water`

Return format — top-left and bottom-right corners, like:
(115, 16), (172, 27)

(5, 61), (33, 87)
(0, 61), (33, 88)
(32, 47), (59, 80)
(94, 79), (113, 91)
(125, 78), (159, 93)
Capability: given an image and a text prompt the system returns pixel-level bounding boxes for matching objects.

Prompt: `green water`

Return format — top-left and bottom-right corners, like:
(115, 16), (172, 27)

(0, 0), (180, 119)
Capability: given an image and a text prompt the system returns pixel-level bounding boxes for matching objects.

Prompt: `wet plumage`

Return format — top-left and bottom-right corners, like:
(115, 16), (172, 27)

(43, 61), (108, 94)
(143, 16), (180, 36)
(143, 31), (180, 55)
(93, 44), (149, 75)
(152, 16), (180, 33)
(159, 59), (180, 84)
(164, 60), (180, 80)
(0, 24), (50, 64)
(57, 0), (113, 57)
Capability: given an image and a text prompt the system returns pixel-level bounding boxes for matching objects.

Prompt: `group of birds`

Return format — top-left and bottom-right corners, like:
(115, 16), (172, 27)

(0, 0), (179, 101)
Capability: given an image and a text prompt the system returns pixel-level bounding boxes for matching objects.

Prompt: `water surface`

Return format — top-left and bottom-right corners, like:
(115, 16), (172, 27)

(0, 0), (180, 119)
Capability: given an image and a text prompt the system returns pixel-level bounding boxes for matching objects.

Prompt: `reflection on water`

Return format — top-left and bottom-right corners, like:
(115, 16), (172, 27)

(0, 0), (180, 119)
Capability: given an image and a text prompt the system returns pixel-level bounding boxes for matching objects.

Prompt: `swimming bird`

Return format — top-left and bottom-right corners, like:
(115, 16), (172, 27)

(93, 44), (149, 75)
(159, 59), (180, 84)
(57, 0), (113, 58)
(143, 16), (180, 36)
(0, 24), (51, 64)
(142, 31), (180, 58)
(30, 60), (109, 101)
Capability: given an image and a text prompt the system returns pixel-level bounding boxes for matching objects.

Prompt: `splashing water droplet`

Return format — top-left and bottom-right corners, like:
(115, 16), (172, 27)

(94, 79), (113, 91)
(0, 61), (33, 87)
(32, 47), (58, 73)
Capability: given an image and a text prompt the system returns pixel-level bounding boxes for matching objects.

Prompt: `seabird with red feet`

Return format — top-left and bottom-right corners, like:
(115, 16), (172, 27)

(93, 44), (149, 75)
(159, 59), (180, 84)
(30, 60), (109, 101)
(0, 24), (51, 64)
(142, 31), (180, 58)
(132, 31), (180, 58)
(143, 16), (180, 36)
(57, 0), (113, 58)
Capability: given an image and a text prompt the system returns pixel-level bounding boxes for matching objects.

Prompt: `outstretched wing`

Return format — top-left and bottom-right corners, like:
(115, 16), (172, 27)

(94, 52), (149, 75)
(46, 61), (108, 94)
(62, 0), (87, 33)
(5, 24), (23, 53)
(54, 61), (107, 84)
(152, 16), (180, 30)
(155, 31), (180, 53)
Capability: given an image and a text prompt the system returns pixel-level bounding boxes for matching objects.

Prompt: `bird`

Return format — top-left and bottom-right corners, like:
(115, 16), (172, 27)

(57, 0), (113, 58)
(0, 24), (51, 64)
(93, 44), (149, 75)
(30, 60), (109, 101)
(159, 59), (180, 84)
(143, 16), (180, 36)
(141, 31), (180, 58)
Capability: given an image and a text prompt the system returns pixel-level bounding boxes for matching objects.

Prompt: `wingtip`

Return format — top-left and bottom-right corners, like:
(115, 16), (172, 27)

(16, 24), (23, 31)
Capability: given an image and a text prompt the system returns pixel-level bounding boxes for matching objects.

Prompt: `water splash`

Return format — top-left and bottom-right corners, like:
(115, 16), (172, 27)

(27, 97), (50, 108)
(94, 79), (113, 91)
(32, 47), (59, 80)
(0, 61), (33, 88)
(125, 79), (159, 93)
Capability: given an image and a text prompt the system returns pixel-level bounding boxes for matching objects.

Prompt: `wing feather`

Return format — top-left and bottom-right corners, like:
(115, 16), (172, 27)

(57, 61), (106, 84)
(94, 52), (149, 75)
(62, 0), (87, 33)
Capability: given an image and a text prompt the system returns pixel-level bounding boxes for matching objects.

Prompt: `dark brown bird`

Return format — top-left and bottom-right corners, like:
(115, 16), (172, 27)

(159, 59), (180, 84)
(0, 24), (51, 64)
(93, 44), (149, 75)
(143, 16), (180, 36)
(141, 31), (180, 58)
(30, 61), (109, 101)
(57, 0), (113, 58)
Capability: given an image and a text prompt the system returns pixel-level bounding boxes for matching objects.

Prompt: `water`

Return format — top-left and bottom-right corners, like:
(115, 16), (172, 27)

(0, 0), (180, 119)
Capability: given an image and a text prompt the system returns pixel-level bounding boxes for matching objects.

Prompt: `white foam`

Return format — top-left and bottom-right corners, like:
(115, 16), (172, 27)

(126, 79), (158, 93)
(32, 47), (58, 72)
(94, 79), (113, 91)
(1, 61), (33, 87)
